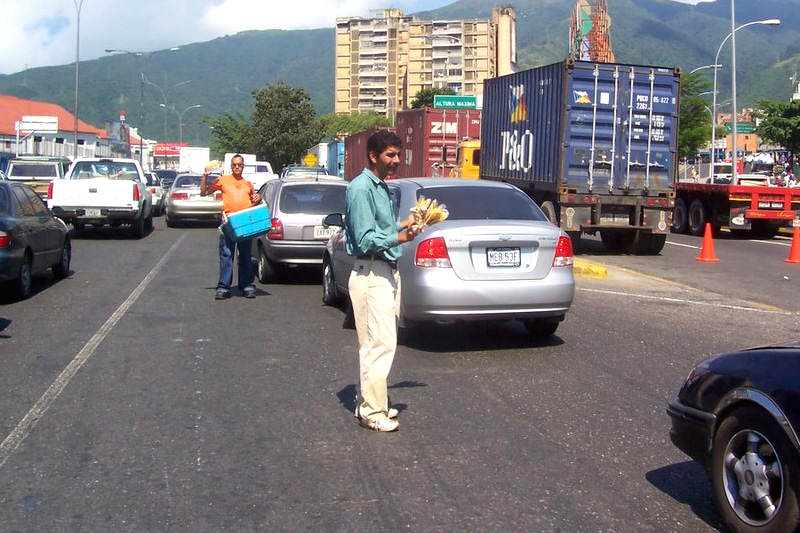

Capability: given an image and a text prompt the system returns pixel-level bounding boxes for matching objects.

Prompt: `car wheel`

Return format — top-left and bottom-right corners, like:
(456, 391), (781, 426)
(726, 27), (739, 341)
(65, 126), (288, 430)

(523, 318), (560, 339)
(133, 213), (146, 238)
(673, 198), (689, 234)
(52, 238), (71, 279)
(322, 259), (342, 306)
(166, 214), (175, 228)
(711, 406), (800, 533)
(688, 199), (707, 236)
(17, 252), (32, 299)
(145, 213), (154, 232)
(257, 246), (277, 284)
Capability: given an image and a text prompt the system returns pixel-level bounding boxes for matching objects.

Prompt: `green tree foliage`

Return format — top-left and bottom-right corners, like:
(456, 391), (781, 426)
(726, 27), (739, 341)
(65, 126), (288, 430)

(754, 99), (800, 153)
(316, 112), (392, 139)
(678, 73), (712, 160)
(204, 113), (252, 157)
(249, 83), (323, 170)
(410, 87), (456, 109)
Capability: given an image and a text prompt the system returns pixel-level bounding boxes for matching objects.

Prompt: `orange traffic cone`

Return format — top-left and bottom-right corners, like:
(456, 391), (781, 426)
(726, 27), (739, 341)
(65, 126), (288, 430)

(786, 223), (800, 264)
(696, 223), (720, 262)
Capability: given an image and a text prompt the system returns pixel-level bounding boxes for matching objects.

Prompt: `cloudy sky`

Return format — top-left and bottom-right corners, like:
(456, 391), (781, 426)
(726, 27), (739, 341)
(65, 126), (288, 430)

(0, 0), (713, 75)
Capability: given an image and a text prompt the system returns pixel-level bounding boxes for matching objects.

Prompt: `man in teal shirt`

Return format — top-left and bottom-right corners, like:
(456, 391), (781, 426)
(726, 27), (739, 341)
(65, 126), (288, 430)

(346, 130), (418, 432)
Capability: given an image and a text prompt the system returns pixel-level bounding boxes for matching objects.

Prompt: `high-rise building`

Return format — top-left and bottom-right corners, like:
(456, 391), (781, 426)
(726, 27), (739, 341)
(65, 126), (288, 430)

(335, 7), (516, 117)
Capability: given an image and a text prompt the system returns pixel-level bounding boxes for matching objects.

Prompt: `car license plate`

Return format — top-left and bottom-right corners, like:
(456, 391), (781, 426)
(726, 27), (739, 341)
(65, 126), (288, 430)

(85, 208), (101, 217)
(487, 247), (520, 267)
(314, 225), (336, 240)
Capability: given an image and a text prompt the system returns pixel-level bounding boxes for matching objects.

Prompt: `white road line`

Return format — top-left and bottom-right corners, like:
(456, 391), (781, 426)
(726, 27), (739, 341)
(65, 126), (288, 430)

(0, 234), (187, 470)
(577, 287), (793, 315)
(751, 239), (791, 248)
(666, 241), (700, 249)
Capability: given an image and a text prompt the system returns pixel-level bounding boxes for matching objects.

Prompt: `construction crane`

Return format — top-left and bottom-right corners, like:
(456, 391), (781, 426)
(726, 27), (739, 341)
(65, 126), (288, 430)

(569, 0), (615, 63)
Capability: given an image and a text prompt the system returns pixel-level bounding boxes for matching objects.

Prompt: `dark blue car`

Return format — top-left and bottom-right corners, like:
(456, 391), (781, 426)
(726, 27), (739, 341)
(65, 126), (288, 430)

(0, 181), (71, 299)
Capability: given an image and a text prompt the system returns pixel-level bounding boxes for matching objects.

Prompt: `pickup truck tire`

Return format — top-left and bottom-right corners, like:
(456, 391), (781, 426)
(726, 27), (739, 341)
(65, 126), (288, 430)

(688, 199), (707, 236)
(145, 213), (154, 232)
(133, 212), (147, 239)
(672, 198), (688, 233)
(17, 253), (32, 299)
(52, 238), (71, 279)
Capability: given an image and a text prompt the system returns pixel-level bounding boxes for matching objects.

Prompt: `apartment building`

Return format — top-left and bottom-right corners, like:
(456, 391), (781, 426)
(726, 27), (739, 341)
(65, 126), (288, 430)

(335, 7), (516, 117)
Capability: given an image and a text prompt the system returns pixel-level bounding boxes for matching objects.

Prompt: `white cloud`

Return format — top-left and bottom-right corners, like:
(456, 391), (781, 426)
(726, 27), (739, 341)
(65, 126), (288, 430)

(0, 0), (448, 75)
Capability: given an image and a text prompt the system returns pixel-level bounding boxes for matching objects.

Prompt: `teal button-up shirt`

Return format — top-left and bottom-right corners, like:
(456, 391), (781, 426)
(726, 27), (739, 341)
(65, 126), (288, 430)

(345, 168), (403, 260)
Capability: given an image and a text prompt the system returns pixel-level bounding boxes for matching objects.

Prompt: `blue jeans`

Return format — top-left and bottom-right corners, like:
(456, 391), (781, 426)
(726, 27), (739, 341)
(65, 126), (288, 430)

(218, 233), (254, 292)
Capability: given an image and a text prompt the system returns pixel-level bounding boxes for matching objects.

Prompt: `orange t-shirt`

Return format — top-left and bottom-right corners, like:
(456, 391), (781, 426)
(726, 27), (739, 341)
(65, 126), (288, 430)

(208, 174), (253, 214)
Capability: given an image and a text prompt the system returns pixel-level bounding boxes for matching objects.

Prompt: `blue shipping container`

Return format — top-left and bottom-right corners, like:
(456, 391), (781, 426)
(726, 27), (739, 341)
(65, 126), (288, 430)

(481, 59), (680, 195)
(327, 141), (344, 177)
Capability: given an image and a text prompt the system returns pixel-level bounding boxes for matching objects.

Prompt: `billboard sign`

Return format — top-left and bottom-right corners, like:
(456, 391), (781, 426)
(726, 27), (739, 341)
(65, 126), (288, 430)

(16, 115), (59, 134)
(154, 142), (188, 156)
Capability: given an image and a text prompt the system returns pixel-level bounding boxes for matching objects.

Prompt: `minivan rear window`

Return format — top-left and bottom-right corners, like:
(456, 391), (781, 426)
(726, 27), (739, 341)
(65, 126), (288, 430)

(279, 184), (346, 215)
(417, 186), (548, 221)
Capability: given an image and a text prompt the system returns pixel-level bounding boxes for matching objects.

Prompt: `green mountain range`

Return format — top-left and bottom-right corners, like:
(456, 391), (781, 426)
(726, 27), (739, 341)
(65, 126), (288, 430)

(1, 0), (798, 146)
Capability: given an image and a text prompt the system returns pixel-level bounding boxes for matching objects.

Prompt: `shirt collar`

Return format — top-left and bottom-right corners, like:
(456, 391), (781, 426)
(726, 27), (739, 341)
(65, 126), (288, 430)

(362, 168), (383, 185)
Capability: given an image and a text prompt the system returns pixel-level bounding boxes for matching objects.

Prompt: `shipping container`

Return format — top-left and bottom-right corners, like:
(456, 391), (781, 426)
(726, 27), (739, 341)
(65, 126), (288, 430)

(480, 59), (680, 254)
(395, 108), (481, 178)
(327, 141), (344, 177)
(344, 127), (396, 181)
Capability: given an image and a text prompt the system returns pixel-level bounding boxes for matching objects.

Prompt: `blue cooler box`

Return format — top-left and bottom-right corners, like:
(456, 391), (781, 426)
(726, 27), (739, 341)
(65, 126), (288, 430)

(221, 204), (271, 242)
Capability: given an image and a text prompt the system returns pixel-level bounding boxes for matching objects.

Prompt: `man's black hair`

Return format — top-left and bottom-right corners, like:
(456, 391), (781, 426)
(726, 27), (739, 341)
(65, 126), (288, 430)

(231, 154), (244, 162)
(366, 130), (402, 159)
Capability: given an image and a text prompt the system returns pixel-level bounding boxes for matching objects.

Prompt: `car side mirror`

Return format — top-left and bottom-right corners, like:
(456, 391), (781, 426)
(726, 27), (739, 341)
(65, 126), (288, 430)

(323, 213), (344, 227)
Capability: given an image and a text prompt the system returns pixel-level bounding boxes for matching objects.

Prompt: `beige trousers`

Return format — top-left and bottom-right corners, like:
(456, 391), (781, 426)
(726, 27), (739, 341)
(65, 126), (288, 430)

(348, 258), (401, 422)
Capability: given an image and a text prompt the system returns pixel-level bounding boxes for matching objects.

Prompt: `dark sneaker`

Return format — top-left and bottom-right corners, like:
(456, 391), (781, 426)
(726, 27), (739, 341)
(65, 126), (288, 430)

(215, 289), (231, 300)
(243, 287), (256, 299)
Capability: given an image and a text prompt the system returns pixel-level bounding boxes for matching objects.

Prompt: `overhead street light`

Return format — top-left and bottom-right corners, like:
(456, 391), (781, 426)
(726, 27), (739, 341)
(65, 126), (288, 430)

(689, 64), (722, 75)
(160, 104), (202, 144)
(708, 15), (780, 181)
(143, 76), (192, 140)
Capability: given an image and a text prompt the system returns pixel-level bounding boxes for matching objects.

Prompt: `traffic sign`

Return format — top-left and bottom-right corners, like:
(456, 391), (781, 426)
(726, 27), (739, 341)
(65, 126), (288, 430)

(434, 95), (477, 109)
(303, 153), (318, 166)
(724, 122), (755, 134)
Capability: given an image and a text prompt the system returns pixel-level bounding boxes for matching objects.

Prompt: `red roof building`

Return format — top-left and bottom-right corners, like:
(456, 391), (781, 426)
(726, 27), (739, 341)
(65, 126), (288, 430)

(0, 94), (108, 139)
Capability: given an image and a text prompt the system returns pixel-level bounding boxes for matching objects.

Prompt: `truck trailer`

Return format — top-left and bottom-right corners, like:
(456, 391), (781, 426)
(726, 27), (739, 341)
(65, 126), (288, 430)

(479, 59), (680, 254)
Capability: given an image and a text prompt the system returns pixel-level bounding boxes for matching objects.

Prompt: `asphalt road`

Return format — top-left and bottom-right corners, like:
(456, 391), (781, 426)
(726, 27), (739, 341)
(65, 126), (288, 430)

(0, 218), (797, 531)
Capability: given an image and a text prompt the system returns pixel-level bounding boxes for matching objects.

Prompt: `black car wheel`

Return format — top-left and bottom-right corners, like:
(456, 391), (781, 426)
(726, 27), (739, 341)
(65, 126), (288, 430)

(52, 238), (71, 279)
(17, 253), (32, 299)
(257, 245), (277, 284)
(711, 406), (800, 533)
(322, 259), (342, 306)
(523, 318), (560, 339)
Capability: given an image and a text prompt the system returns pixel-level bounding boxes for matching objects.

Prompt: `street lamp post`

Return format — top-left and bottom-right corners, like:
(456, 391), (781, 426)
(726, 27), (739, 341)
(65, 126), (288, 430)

(72, 0), (85, 160)
(143, 75), (192, 140)
(160, 104), (202, 144)
(709, 16), (780, 181)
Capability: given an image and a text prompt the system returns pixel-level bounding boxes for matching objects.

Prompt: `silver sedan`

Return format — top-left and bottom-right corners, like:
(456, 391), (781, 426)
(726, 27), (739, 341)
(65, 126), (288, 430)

(322, 178), (575, 338)
(165, 174), (222, 227)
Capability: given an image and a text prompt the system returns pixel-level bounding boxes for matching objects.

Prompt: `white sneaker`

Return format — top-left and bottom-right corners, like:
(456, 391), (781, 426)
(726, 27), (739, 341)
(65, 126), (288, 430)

(355, 407), (399, 419)
(358, 416), (399, 432)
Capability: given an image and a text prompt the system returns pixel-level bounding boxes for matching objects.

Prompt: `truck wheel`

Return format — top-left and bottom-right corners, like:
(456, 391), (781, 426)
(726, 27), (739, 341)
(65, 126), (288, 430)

(145, 213), (154, 232)
(751, 221), (781, 239)
(133, 213), (146, 239)
(567, 231), (581, 254)
(630, 232), (666, 255)
(540, 201), (558, 225)
(688, 199), (707, 236)
(673, 198), (688, 234)
(600, 230), (626, 252)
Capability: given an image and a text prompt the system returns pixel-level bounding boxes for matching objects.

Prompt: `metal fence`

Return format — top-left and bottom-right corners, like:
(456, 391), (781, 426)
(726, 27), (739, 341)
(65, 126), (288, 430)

(15, 139), (112, 158)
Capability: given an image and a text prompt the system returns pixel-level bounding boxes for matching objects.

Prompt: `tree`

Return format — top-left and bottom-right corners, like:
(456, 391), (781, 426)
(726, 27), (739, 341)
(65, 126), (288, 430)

(249, 83), (323, 170)
(204, 113), (252, 158)
(754, 99), (800, 154)
(410, 87), (456, 109)
(678, 72), (712, 160)
(316, 112), (391, 139)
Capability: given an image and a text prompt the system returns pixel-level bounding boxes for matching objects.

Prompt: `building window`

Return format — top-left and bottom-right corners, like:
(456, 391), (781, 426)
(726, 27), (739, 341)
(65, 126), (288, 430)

(55, 137), (65, 144)
(77, 139), (85, 146)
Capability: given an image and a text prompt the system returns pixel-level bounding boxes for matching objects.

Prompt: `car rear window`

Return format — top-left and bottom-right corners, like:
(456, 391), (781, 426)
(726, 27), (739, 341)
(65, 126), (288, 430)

(71, 161), (139, 180)
(174, 175), (217, 188)
(279, 184), (346, 215)
(417, 186), (548, 221)
(8, 163), (59, 178)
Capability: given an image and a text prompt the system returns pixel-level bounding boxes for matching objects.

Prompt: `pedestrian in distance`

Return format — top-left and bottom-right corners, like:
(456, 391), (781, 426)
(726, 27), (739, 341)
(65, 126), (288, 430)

(200, 154), (262, 300)
(346, 130), (419, 432)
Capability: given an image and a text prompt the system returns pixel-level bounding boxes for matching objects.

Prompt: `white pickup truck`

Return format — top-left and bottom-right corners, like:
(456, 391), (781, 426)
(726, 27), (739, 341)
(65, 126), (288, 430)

(49, 157), (153, 238)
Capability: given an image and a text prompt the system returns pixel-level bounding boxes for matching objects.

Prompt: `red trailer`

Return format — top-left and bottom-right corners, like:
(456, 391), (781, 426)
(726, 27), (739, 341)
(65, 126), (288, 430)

(673, 177), (800, 237)
(395, 108), (481, 178)
(343, 127), (396, 181)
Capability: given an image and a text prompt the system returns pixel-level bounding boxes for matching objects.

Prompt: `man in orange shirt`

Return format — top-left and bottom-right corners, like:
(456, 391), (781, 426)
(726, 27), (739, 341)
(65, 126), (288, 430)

(200, 154), (262, 299)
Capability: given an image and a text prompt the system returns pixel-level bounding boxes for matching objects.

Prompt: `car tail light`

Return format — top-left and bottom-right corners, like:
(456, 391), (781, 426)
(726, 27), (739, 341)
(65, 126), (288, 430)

(0, 230), (8, 248)
(268, 218), (283, 240)
(214, 191), (222, 200)
(149, 187), (157, 194)
(133, 183), (140, 201)
(47, 182), (54, 200)
(415, 237), (451, 268)
(171, 192), (188, 200)
(552, 235), (574, 267)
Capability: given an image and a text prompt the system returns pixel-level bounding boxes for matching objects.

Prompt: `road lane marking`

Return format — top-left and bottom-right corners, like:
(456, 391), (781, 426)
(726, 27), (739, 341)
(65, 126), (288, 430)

(666, 241), (700, 249)
(751, 239), (791, 247)
(0, 234), (187, 470)
(578, 287), (794, 315)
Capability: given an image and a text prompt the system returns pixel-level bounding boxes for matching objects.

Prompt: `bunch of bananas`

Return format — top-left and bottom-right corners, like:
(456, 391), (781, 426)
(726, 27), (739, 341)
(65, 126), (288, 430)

(410, 195), (449, 232)
(205, 160), (223, 173)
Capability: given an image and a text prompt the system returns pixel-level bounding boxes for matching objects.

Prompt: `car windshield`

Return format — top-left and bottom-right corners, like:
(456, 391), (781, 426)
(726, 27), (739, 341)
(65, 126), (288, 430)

(279, 184), (346, 214)
(71, 161), (139, 180)
(155, 170), (178, 188)
(416, 186), (548, 221)
(8, 163), (59, 178)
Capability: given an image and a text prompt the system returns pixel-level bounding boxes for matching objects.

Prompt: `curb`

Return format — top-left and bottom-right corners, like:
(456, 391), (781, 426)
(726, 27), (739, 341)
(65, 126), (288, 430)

(573, 258), (608, 278)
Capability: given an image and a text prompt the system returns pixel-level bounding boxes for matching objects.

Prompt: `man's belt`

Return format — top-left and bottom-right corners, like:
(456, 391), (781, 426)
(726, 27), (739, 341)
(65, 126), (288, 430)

(356, 254), (397, 269)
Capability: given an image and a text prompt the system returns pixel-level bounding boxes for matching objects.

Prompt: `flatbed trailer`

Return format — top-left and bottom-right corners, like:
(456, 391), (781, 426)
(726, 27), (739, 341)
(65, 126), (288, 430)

(673, 181), (800, 237)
